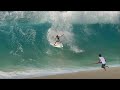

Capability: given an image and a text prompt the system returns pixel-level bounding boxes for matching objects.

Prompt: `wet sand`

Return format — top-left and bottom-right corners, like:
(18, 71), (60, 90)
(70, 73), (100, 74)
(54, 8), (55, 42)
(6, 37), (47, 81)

(31, 67), (120, 79)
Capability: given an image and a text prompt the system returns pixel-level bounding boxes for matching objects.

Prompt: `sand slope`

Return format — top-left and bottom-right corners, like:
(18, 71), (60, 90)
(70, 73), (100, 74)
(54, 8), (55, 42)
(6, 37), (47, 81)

(32, 67), (120, 79)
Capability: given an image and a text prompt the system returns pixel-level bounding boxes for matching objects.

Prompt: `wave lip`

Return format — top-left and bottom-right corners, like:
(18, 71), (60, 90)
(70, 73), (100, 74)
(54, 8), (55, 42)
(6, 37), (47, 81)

(69, 11), (120, 24)
(0, 11), (119, 25)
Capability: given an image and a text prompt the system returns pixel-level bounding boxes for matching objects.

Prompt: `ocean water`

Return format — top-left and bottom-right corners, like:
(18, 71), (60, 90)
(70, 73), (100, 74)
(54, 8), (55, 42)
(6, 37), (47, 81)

(0, 11), (120, 78)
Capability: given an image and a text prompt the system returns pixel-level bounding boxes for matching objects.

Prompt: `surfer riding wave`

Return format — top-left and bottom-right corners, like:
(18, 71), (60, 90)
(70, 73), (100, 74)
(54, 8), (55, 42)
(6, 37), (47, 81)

(54, 34), (64, 46)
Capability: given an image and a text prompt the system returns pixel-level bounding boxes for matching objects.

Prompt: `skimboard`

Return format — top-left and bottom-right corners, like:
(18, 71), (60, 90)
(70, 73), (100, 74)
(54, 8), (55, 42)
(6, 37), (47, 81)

(50, 42), (63, 48)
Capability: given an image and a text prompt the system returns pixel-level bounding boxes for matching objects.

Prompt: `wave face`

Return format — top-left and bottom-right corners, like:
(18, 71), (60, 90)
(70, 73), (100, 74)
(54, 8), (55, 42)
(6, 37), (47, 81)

(0, 11), (120, 78)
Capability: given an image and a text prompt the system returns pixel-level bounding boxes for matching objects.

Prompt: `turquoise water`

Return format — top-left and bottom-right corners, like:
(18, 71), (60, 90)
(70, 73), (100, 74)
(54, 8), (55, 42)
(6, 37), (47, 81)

(0, 11), (120, 78)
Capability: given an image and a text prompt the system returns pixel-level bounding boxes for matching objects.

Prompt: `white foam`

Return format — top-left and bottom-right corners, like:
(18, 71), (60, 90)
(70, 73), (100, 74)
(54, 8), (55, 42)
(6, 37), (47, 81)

(69, 11), (120, 24)
(70, 46), (84, 53)
(0, 67), (99, 79)
(0, 11), (119, 25)
(47, 12), (73, 45)
(0, 64), (120, 79)
(46, 12), (83, 53)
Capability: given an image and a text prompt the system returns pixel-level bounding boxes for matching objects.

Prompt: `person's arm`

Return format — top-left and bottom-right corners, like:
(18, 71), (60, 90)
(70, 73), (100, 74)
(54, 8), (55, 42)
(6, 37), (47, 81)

(59, 34), (64, 37)
(95, 62), (101, 64)
(95, 60), (101, 64)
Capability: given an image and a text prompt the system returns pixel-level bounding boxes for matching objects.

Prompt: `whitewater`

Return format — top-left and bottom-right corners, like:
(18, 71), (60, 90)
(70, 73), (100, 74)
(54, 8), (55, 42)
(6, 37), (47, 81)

(0, 11), (120, 78)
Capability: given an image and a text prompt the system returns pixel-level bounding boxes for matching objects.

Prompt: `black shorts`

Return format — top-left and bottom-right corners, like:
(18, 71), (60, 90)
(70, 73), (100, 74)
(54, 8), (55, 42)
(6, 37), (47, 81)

(101, 64), (106, 68)
(56, 40), (60, 42)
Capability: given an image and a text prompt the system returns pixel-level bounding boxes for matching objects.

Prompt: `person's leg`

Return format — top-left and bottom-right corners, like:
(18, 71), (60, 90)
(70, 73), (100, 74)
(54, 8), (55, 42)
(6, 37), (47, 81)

(106, 66), (109, 68)
(54, 41), (59, 46)
(54, 41), (57, 45)
(102, 64), (106, 71)
(103, 67), (106, 71)
(105, 64), (109, 68)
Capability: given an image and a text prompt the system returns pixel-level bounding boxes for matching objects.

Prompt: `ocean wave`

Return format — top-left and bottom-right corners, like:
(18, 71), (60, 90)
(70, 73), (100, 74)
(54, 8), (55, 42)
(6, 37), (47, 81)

(0, 11), (119, 25)
(0, 11), (120, 78)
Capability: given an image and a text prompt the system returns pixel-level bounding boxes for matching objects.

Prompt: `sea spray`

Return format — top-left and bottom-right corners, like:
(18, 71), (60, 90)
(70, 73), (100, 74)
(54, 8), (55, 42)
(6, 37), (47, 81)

(0, 11), (120, 78)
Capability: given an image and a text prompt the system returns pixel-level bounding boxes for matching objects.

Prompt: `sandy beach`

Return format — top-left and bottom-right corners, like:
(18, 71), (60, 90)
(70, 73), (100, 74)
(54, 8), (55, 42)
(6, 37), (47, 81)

(31, 67), (120, 79)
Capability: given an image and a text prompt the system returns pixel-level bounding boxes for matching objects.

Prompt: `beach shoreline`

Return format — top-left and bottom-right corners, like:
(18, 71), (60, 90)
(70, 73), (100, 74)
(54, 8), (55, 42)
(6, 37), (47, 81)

(30, 66), (120, 79)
